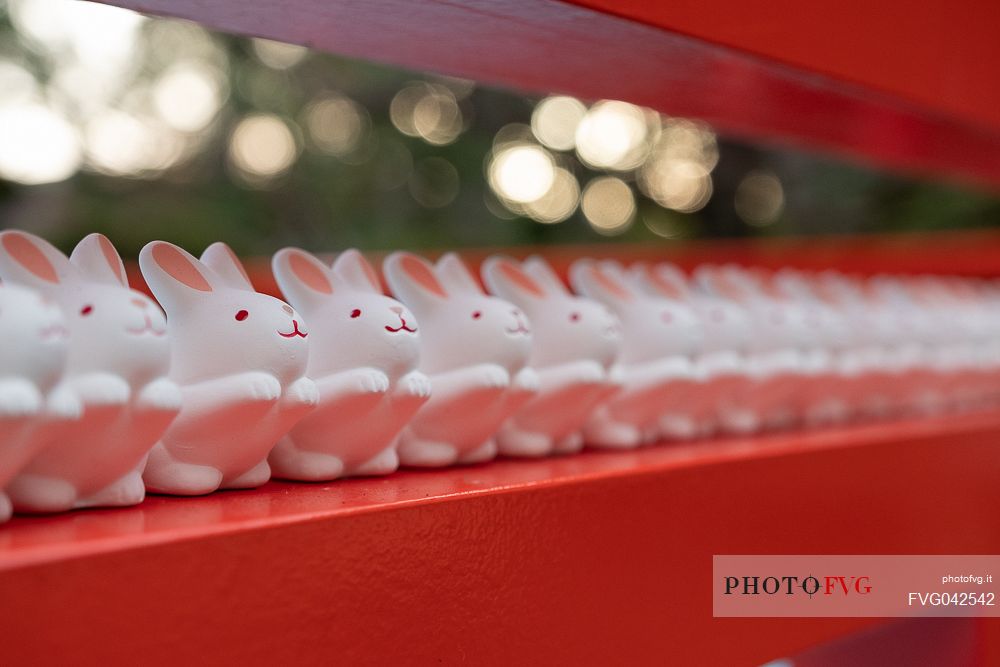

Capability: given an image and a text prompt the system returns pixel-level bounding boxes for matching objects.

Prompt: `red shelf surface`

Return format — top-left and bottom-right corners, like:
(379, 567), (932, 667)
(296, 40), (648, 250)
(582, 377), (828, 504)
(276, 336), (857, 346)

(4, 410), (1000, 665)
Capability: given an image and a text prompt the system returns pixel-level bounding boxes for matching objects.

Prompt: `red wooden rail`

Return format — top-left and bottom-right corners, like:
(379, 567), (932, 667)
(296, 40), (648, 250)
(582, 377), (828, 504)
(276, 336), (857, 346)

(2, 410), (1000, 665)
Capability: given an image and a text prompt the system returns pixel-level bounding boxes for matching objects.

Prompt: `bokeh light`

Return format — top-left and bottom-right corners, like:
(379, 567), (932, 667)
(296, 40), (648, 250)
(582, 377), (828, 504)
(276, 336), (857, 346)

(152, 63), (225, 133)
(735, 169), (785, 226)
(524, 168), (580, 224)
(531, 96), (587, 151)
(228, 114), (300, 185)
(581, 176), (635, 235)
(251, 38), (308, 69)
(488, 144), (556, 204)
(409, 157), (460, 209)
(575, 100), (654, 171)
(304, 94), (370, 158)
(391, 82), (464, 146)
(0, 103), (82, 185)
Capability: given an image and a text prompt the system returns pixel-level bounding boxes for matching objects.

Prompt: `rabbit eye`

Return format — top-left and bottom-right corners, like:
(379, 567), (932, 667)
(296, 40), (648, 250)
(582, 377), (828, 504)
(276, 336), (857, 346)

(350, 309), (361, 318)
(472, 311), (482, 319)
(80, 305), (94, 316)
(569, 312), (580, 322)
(235, 310), (249, 321)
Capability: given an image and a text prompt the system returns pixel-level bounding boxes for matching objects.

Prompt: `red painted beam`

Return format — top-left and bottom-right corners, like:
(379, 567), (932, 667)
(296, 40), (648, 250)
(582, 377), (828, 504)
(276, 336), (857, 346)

(96, 0), (1000, 190)
(2, 410), (1000, 665)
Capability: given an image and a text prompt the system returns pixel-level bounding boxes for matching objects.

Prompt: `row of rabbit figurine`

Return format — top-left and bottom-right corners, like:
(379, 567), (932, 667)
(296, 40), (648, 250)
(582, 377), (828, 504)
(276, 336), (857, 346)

(0, 229), (997, 521)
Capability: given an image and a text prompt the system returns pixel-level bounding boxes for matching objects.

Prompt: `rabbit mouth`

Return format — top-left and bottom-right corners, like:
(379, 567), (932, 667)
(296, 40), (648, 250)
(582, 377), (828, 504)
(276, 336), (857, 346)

(385, 316), (417, 333)
(126, 314), (167, 337)
(278, 319), (308, 338)
(506, 324), (531, 335)
(40, 324), (69, 341)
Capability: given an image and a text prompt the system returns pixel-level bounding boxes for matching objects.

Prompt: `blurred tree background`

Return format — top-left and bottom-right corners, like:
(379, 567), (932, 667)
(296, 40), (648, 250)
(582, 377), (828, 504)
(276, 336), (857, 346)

(0, 0), (998, 259)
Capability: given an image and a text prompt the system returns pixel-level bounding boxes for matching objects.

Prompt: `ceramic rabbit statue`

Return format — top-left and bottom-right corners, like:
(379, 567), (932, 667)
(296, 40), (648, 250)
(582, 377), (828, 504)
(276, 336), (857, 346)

(139, 241), (318, 494)
(481, 255), (622, 456)
(0, 231), (179, 512)
(569, 259), (698, 448)
(0, 282), (81, 521)
(269, 247), (431, 480)
(383, 252), (539, 466)
(595, 260), (706, 440)
(628, 261), (752, 437)
(694, 264), (808, 431)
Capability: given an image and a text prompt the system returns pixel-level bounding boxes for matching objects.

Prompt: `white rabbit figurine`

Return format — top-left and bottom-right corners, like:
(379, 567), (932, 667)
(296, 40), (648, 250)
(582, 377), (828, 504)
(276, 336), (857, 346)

(481, 255), (622, 456)
(569, 259), (698, 448)
(0, 231), (179, 512)
(628, 261), (752, 437)
(139, 241), (318, 494)
(383, 252), (539, 466)
(0, 282), (81, 521)
(268, 247), (431, 480)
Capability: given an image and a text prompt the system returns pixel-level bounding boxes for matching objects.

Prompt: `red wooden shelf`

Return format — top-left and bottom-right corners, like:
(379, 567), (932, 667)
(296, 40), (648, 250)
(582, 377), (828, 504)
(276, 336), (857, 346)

(4, 410), (1000, 665)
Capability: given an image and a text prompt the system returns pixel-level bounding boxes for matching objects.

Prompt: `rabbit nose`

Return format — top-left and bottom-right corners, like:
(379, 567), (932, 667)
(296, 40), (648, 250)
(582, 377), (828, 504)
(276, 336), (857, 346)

(282, 305), (294, 315)
(131, 298), (148, 309)
(390, 306), (404, 315)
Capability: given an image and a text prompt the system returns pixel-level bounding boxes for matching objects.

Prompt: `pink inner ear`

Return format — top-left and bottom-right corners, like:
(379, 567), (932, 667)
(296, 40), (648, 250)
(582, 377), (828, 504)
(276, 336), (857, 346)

(591, 266), (631, 301)
(647, 266), (682, 299)
(97, 235), (126, 286)
(289, 253), (333, 294)
(500, 262), (544, 297)
(401, 255), (446, 297)
(2, 234), (59, 284)
(152, 244), (212, 292)
(222, 244), (253, 287)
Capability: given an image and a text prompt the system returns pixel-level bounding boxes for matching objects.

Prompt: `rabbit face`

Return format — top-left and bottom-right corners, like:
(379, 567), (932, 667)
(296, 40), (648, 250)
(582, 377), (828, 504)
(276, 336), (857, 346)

(63, 282), (170, 385)
(0, 282), (69, 392)
(0, 231), (171, 387)
(140, 241), (309, 386)
(570, 260), (699, 365)
(482, 256), (622, 369)
(693, 298), (751, 354)
(273, 248), (421, 380)
(613, 300), (701, 363)
(384, 252), (532, 375)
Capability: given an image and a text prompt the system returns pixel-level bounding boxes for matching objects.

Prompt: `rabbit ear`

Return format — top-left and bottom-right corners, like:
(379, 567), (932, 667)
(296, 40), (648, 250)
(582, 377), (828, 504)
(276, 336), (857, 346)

(140, 241), (217, 314)
(523, 256), (569, 295)
(70, 233), (128, 288)
(435, 253), (483, 296)
(570, 259), (634, 307)
(272, 247), (335, 311)
(332, 249), (382, 294)
(482, 256), (546, 303)
(0, 230), (78, 292)
(383, 251), (448, 310)
(636, 263), (689, 301)
(693, 265), (749, 302)
(201, 242), (255, 292)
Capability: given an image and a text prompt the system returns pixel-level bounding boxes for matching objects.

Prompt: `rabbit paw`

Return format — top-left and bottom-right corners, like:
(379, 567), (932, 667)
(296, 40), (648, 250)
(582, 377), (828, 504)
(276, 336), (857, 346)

(46, 384), (83, 420)
(397, 371), (432, 399)
(512, 367), (540, 393)
(355, 369), (390, 394)
(137, 379), (183, 412)
(284, 377), (319, 407)
(246, 372), (283, 402)
(0, 380), (43, 418)
(478, 365), (510, 390)
(578, 361), (606, 385)
(73, 373), (131, 406)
